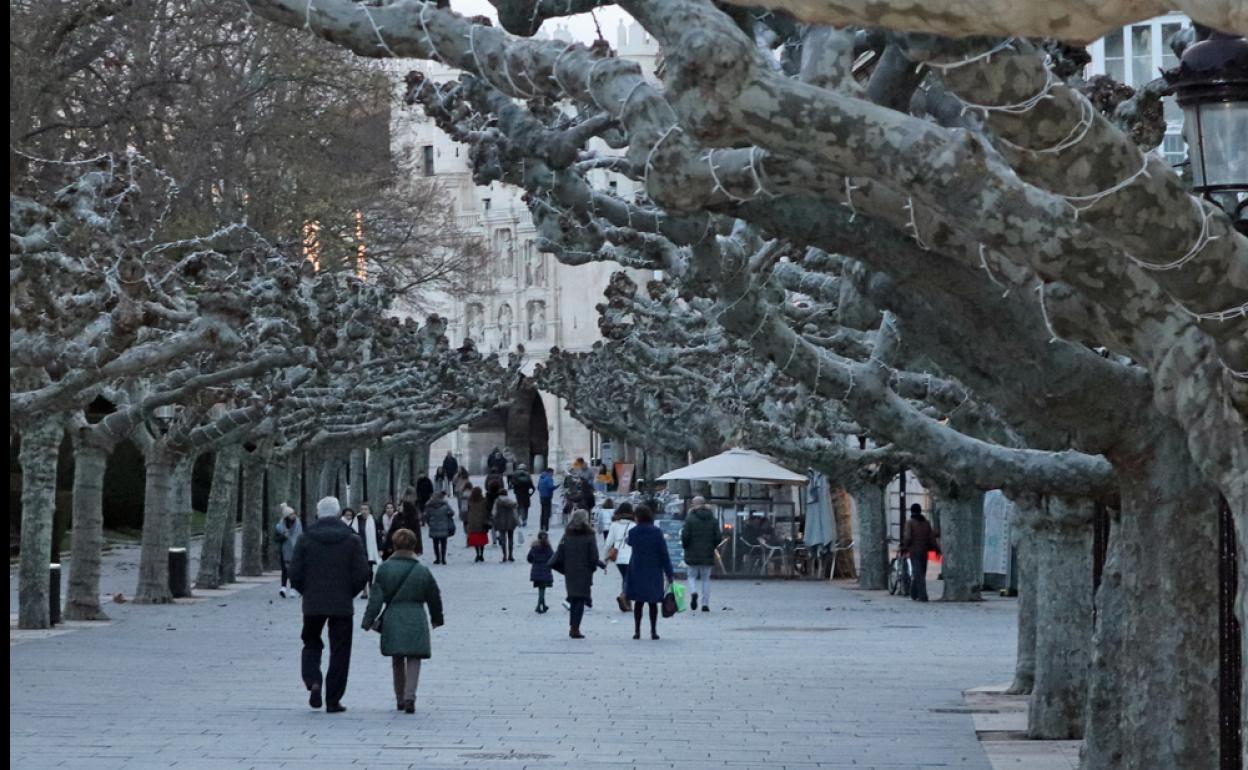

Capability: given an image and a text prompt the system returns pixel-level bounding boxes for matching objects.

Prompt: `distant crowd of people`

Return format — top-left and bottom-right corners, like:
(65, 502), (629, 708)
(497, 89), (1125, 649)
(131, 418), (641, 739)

(276, 449), (737, 715)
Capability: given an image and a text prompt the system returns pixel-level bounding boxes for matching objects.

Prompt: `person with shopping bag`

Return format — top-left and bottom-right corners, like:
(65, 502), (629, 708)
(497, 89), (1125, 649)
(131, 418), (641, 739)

(624, 504), (675, 640)
(680, 496), (722, 612)
(603, 502), (636, 612)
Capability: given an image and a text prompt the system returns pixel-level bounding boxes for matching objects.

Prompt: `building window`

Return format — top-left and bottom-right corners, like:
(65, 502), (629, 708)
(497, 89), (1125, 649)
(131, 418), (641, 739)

(608, 180), (619, 195)
(1162, 133), (1186, 167)
(422, 145), (434, 176)
(1104, 30), (1125, 83)
(1130, 24), (1153, 88)
(483, 197), (491, 212)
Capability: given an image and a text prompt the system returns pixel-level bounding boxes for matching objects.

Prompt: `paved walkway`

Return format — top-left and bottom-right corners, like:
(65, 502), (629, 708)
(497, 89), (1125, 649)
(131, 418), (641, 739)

(10, 521), (1019, 769)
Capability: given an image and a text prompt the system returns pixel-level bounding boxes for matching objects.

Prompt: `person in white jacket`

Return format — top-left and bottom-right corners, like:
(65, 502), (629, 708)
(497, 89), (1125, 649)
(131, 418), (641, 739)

(353, 503), (383, 599)
(602, 502), (636, 612)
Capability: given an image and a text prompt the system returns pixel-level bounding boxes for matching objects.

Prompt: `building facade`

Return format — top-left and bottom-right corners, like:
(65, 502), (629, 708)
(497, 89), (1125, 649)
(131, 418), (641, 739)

(391, 21), (661, 474)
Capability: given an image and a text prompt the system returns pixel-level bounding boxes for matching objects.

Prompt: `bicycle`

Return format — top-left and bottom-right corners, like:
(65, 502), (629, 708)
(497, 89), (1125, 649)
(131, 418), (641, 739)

(887, 540), (912, 597)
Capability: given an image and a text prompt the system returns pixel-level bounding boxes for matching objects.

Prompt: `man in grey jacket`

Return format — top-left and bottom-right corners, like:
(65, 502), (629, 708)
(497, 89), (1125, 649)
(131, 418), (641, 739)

(290, 496), (371, 713)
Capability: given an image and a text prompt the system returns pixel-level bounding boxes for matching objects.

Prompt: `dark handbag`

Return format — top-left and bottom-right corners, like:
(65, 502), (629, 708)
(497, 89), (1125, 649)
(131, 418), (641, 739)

(661, 590), (678, 618)
(370, 562), (420, 633)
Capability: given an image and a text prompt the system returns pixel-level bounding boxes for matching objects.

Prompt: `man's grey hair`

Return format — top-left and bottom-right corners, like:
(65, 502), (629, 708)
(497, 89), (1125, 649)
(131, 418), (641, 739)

(691, 495), (707, 508)
(317, 496), (342, 519)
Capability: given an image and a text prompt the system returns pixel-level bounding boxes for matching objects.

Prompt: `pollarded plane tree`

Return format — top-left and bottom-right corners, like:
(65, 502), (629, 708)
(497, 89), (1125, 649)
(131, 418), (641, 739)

(248, 1), (1244, 764)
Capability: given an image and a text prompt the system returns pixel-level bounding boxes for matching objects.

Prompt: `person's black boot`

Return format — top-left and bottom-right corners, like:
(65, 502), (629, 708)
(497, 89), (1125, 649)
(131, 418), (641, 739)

(691, 593), (699, 611)
(309, 684), (322, 709)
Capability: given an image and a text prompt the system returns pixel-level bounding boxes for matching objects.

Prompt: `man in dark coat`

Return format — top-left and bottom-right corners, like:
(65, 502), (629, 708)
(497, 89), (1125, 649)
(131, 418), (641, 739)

(512, 465), (535, 527)
(415, 472), (435, 513)
(290, 496), (371, 713)
(900, 503), (939, 602)
(440, 451), (459, 492)
(487, 447), (508, 475)
(681, 496), (722, 612)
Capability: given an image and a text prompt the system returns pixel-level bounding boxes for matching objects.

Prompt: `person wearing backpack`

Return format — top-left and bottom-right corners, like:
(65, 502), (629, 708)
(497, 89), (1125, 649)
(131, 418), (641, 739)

(360, 528), (444, 714)
(680, 496), (722, 612)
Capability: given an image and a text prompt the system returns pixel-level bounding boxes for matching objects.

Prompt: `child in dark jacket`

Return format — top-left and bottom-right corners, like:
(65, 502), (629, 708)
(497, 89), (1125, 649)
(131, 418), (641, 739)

(527, 531), (555, 613)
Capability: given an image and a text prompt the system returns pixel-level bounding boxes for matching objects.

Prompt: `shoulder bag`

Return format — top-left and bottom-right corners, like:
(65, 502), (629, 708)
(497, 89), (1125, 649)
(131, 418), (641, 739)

(370, 561), (421, 633)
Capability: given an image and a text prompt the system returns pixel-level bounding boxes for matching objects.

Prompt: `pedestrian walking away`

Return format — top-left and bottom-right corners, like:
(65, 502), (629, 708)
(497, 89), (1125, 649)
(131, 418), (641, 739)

(625, 504), (674, 640)
(441, 451), (460, 493)
(512, 465), (535, 527)
(352, 502), (383, 598)
(549, 510), (604, 639)
(415, 472), (435, 513)
(274, 503), (303, 598)
(681, 496), (722, 612)
(360, 528), (444, 714)
(901, 503), (939, 602)
(424, 491), (457, 565)
(493, 494), (520, 562)
(527, 530), (555, 613)
(537, 467), (557, 531)
(465, 487), (492, 562)
(603, 502), (635, 612)
(388, 490), (425, 558)
(289, 496), (371, 713)
(596, 498), (615, 541)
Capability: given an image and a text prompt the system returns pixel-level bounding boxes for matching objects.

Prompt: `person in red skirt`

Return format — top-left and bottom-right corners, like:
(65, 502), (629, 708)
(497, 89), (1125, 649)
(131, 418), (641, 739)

(465, 487), (491, 562)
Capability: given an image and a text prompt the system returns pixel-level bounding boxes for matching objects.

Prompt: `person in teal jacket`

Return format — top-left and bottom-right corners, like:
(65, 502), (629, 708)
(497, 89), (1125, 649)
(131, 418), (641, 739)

(361, 528), (444, 714)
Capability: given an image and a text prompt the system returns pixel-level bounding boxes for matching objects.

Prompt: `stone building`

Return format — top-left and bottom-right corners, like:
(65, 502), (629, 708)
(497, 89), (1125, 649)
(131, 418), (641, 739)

(391, 21), (661, 474)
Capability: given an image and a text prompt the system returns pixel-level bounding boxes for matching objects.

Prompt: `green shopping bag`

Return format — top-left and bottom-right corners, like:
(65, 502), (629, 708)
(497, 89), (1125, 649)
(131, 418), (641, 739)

(671, 581), (688, 613)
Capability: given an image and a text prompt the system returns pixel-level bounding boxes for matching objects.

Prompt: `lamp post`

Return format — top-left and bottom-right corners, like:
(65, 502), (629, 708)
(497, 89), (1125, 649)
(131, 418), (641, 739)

(1163, 30), (1248, 235)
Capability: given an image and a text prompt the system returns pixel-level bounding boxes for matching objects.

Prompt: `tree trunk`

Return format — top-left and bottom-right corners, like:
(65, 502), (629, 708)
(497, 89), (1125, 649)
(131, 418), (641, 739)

(170, 456), (195, 551)
(852, 484), (888, 590)
(937, 485), (985, 602)
(1082, 430), (1221, 769)
(1029, 496), (1094, 740)
(18, 416), (62, 629)
(134, 443), (178, 604)
(197, 446), (240, 590)
(367, 447), (391, 507)
(65, 439), (110, 621)
(264, 461), (289, 571)
(1006, 503), (1037, 695)
(348, 447), (366, 508)
(832, 488), (857, 578)
(317, 453), (338, 499)
(239, 455), (265, 577)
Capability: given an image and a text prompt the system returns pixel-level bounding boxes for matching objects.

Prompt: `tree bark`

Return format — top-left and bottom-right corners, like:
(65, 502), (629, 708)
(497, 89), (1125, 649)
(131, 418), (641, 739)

(197, 446), (240, 590)
(852, 484), (888, 590)
(1006, 529), (1036, 695)
(366, 446), (391, 507)
(347, 447), (366, 508)
(18, 416), (62, 629)
(134, 442), (178, 604)
(65, 439), (110, 621)
(170, 456), (195, 551)
(831, 488), (857, 578)
(264, 461), (289, 571)
(1029, 497), (1094, 740)
(937, 485), (985, 602)
(240, 454), (266, 577)
(1082, 430), (1221, 769)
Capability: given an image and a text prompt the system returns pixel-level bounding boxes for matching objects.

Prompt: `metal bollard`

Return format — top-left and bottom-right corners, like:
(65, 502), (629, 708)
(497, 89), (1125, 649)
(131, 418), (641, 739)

(49, 563), (62, 626)
(168, 548), (190, 598)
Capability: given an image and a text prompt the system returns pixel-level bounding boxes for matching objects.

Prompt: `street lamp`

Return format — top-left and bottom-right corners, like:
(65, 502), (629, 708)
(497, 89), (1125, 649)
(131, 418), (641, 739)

(153, 404), (180, 435)
(1163, 31), (1248, 234)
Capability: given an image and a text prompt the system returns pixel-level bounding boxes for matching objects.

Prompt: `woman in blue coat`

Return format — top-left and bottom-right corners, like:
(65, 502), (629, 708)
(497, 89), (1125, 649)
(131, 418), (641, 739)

(624, 505), (674, 640)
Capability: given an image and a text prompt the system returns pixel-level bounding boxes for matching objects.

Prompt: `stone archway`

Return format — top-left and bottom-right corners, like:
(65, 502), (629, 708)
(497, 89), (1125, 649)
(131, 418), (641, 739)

(455, 381), (550, 473)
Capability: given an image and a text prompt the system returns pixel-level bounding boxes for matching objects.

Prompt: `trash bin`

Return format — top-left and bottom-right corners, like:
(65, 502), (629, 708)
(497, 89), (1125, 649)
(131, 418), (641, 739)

(168, 548), (190, 598)
(49, 563), (61, 626)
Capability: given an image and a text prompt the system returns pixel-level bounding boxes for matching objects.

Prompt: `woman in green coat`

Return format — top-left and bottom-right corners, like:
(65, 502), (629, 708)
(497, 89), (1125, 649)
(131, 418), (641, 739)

(361, 528), (444, 713)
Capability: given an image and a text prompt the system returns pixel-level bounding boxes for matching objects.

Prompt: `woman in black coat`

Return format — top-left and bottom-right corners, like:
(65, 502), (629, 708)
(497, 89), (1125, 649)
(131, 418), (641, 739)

(624, 505), (674, 640)
(389, 487), (424, 557)
(549, 510), (603, 639)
